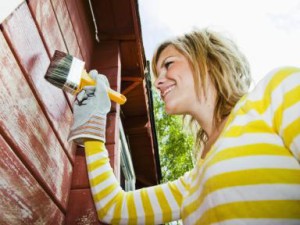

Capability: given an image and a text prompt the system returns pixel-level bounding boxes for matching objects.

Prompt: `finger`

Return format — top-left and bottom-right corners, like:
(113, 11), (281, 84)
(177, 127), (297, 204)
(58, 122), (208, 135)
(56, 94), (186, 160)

(76, 90), (86, 102)
(83, 86), (96, 96)
(80, 98), (88, 105)
(97, 74), (110, 88)
(95, 76), (107, 91)
(94, 76), (110, 102)
(78, 94), (88, 104)
(88, 69), (98, 80)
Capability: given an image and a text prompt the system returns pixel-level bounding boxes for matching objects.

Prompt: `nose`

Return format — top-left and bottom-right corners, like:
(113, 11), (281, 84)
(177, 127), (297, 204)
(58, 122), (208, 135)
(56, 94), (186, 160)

(154, 77), (163, 89)
(154, 71), (166, 89)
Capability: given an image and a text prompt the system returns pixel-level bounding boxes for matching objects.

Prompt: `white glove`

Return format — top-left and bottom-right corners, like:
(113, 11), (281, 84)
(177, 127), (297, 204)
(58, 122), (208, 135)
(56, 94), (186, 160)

(68, 70), (111, 145)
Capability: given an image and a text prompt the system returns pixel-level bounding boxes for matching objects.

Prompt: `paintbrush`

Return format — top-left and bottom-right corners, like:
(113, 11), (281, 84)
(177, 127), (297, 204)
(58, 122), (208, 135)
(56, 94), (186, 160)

(45, 50), (126, 105)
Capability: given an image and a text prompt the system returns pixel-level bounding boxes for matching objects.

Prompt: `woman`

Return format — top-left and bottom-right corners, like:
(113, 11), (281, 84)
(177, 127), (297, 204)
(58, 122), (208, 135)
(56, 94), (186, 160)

(68, 28), (300, 224)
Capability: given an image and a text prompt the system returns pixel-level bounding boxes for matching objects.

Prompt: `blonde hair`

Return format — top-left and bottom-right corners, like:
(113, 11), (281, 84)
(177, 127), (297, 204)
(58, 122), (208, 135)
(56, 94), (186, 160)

(152, 28), (251, 150)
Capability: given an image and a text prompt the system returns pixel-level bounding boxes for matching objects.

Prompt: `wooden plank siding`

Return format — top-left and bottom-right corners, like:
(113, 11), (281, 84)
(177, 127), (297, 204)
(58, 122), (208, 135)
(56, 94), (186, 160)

(27, 0), (68, 57)
(2, 2), (75, 162)
(27, 0), (76, 105)
(0, 134), (65, 224)
(0, 30), (71, 212)
(50, 0), (82, 59)
(0, 0), (121, 224)
(64, 0), (94, 69)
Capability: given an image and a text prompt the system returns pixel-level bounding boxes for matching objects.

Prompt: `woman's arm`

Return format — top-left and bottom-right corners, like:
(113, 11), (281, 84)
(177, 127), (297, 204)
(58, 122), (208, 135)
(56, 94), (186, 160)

(85, 140), (190, 225)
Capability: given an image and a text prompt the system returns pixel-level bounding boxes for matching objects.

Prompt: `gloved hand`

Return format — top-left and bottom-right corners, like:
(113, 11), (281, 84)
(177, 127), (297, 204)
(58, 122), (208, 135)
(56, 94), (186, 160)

(68, 70), (111, 145)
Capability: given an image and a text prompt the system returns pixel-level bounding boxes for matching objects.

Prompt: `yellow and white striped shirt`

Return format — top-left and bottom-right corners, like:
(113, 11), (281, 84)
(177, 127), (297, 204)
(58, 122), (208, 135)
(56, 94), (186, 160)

(85, 67), (300, 224)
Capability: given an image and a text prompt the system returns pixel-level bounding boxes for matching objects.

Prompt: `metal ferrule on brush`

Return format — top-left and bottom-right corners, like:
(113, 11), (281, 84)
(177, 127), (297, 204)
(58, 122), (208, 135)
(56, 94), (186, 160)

(63, 57), (85, 94)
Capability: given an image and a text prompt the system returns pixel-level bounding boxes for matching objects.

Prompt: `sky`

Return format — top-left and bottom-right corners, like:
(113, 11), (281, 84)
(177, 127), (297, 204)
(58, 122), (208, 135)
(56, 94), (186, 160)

(138, 0), (300, 84)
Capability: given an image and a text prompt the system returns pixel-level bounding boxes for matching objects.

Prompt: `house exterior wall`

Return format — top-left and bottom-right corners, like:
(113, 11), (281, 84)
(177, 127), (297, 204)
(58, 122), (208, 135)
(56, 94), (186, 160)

(0, 0), (120, 224)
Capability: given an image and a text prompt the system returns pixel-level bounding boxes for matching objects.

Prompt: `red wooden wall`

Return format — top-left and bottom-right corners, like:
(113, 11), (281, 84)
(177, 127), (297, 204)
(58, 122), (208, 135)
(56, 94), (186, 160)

(0, 0), (120, 224)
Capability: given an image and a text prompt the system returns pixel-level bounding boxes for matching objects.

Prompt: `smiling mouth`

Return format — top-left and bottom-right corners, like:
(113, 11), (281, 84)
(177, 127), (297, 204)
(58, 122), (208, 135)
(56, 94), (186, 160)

(161, 85), (175, 98)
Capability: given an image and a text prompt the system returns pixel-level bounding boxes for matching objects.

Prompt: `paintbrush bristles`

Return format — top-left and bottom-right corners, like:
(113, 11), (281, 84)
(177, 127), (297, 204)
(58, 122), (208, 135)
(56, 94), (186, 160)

(45, 50), (73, 89)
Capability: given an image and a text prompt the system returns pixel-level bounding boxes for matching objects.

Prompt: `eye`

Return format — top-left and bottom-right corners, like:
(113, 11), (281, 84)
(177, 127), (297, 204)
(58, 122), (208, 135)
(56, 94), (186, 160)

(165, 61), (173, 69)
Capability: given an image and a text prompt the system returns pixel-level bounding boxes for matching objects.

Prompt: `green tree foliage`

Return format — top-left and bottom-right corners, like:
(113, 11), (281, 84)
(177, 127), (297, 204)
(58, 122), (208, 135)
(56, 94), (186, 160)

(153, 89), (194, 183)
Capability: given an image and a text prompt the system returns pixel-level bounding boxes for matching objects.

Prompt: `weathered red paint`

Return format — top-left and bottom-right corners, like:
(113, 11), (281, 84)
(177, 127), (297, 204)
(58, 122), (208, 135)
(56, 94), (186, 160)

(28, 0), (67, 57)
(0, 135), (65, 224)
(64, 0), (94, 69)
(66, 189), (106, 225)
(0, 31), (72, 210)
(2, 2), (74, 161)
(50, 0), (82, 59)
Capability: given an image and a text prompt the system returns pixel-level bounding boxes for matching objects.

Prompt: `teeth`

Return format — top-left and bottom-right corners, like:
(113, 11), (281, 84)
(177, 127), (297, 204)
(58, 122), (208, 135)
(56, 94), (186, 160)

(162, 85), (175, 97)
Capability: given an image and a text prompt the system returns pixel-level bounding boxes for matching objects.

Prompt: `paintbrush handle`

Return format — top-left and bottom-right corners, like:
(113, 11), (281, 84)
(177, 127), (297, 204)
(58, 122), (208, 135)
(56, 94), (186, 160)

(107, 88), (127, 105)
(81, 71), (127, 105)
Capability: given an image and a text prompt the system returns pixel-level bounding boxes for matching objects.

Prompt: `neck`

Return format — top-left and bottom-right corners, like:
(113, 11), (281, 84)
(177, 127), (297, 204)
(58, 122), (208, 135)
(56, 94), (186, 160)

(192, 102), (215, 137)
(201, 116), (228, 158)
(194, 114), (214, 136)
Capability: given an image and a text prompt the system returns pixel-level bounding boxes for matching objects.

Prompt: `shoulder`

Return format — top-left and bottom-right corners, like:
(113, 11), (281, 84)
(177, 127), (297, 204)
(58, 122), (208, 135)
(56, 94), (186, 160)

(257, 66), (300, 90)
(224, 66), (300, 127)
(246, 66), (300, 101)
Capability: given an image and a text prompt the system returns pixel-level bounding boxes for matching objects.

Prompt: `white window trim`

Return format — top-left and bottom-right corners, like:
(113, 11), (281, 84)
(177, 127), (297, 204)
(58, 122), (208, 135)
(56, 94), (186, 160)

(119, 120), (136, 191)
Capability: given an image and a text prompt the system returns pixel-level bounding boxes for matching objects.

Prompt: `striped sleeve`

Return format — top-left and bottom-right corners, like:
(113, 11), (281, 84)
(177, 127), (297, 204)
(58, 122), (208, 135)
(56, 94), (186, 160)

(266, 67), (300, 161)
(84, 141), (190, 225)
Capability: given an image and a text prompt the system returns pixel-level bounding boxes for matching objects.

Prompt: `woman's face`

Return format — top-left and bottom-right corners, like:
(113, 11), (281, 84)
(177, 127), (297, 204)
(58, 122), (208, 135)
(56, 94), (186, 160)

(154, 45), (201, 115)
